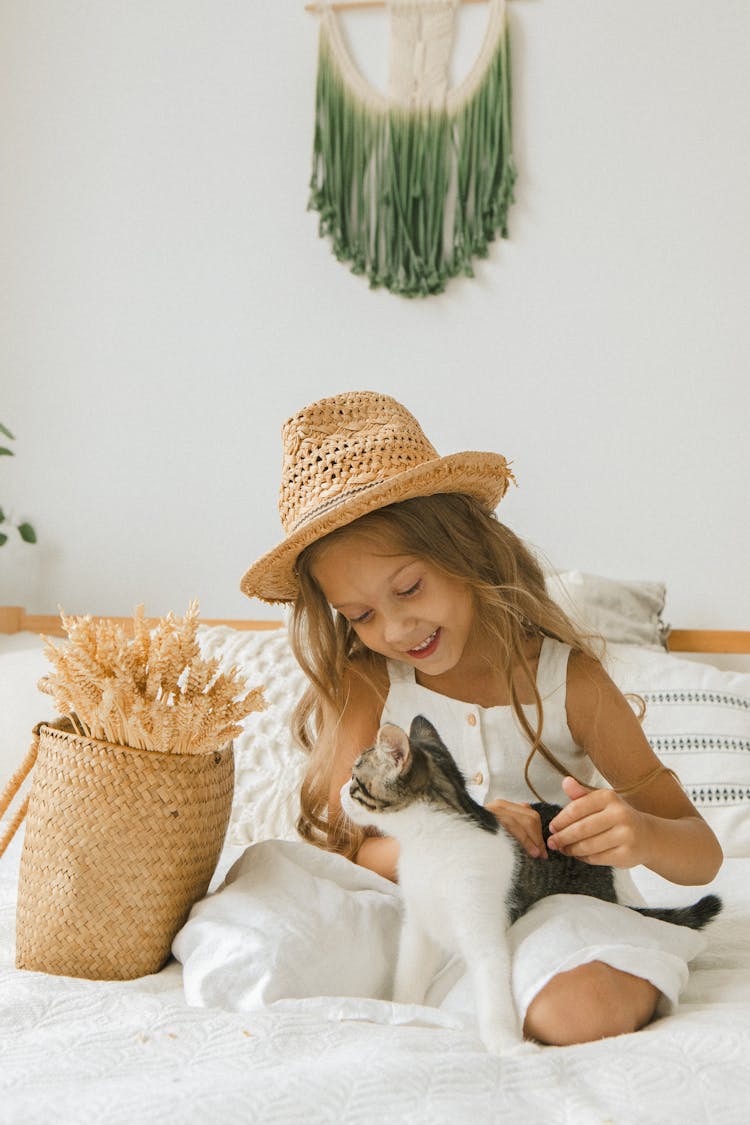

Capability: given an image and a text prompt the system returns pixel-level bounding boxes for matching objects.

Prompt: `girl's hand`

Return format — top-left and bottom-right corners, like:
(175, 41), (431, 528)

(547, 777), (649, 868)
(486, 799), (548, 859)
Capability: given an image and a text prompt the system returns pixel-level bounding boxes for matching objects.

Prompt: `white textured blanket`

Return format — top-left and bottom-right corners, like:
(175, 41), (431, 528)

(3, 825), (750, 1125)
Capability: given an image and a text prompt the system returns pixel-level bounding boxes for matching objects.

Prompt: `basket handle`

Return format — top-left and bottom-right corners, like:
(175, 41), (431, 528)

(0, 717), (84, 859)
(0, 728), (40, 859)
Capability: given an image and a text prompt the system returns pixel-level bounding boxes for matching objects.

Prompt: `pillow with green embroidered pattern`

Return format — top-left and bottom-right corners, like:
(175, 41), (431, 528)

(606, 643), (750, 858)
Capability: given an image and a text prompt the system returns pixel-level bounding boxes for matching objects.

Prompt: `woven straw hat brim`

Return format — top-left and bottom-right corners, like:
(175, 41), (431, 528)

(240, 450), (511, 604)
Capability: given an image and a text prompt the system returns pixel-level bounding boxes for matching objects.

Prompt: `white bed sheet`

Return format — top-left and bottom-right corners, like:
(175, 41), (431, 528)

(2, 827), (750, 1125)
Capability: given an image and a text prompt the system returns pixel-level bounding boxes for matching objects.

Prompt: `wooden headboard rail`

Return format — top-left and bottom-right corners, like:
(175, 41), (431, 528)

(0, 606), (281, 639)
(1, 605), (749, 654)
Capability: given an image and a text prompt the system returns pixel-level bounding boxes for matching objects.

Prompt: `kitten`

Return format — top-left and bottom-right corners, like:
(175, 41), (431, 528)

(341, 715), (721, 1055)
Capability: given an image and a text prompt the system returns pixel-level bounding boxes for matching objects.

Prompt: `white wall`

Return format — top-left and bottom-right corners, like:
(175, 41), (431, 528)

(1, 0), (748, 628)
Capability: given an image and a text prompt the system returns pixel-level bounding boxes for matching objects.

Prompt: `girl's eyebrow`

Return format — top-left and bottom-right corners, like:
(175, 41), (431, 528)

(333, 560), (419, 611)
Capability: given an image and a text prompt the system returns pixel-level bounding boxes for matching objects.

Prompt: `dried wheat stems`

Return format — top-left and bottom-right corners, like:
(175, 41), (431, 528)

(38, 602), (265, 755)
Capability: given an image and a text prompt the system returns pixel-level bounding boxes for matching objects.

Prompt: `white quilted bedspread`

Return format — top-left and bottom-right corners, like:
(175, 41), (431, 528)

(2, 828), (750, 1125)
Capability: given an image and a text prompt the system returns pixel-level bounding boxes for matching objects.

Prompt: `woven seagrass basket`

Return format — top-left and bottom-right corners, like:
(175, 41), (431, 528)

(14, 719), (234, 980)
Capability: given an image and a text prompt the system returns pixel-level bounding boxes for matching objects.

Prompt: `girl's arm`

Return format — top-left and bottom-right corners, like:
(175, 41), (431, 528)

(352, 835), (400, 882)
(548, 651), (723, 885)
(326, 663), (401, 883)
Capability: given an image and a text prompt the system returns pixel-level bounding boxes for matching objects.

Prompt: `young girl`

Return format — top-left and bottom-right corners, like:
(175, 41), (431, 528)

(240, 390), (722, 1047)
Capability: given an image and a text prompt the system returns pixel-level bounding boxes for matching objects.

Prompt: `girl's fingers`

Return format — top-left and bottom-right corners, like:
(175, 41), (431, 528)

(550, 827), (616, 859)
(561, 776), (593, 802)
(520, 830), (545, 859)
(549, 826), (633, 863)
(486, 801), (547, 858)
(548, 789), (609, 834)
(563, 843), (627, 867)
(522, 822), (548, 859)
(548, 809), (614, 850)
(515, 830), (546, 859)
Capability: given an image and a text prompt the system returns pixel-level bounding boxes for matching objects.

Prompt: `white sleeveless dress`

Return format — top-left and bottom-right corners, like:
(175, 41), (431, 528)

(380, 638), (707, 1021)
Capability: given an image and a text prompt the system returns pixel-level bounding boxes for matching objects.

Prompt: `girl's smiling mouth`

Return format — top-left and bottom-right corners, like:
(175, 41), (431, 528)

(406, 628), (440, 658)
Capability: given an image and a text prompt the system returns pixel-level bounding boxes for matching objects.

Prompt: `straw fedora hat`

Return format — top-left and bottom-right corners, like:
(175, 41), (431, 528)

(240, 391), (514, 604)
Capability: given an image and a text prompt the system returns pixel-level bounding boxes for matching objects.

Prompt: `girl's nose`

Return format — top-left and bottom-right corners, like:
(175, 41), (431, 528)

(383, 611), (415, 647)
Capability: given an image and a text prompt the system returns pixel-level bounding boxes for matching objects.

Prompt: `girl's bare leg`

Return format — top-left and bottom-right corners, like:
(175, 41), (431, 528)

(523, 962), (660, 1046)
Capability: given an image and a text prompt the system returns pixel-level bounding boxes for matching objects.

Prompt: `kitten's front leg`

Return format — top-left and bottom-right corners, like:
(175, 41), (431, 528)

(458, 918), (522, 1055)
(472, 949), (521, 1055)
(393, 912), (443, 1006)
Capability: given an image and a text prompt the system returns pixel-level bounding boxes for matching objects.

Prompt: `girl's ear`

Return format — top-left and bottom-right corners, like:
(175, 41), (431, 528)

(376, 724), (411, 773)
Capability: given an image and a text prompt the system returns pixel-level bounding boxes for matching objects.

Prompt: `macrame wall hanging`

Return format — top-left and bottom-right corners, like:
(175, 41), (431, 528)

(308, 0), (516, 297)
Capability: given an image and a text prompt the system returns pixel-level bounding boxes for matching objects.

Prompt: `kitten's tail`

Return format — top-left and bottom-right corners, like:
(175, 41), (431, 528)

(631, 893), (722, 931)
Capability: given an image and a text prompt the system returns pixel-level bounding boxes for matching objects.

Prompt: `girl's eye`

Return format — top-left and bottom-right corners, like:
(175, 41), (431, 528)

(397, 579), (422, 598)
(346, 577), (421, 624)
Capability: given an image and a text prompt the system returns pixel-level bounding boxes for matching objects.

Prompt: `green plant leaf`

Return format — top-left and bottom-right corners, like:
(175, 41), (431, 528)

(18, 522), (37, 543)
(0, 447), (14, 457)
(0, 532), (7, 546)
(0, 422), (14, 440)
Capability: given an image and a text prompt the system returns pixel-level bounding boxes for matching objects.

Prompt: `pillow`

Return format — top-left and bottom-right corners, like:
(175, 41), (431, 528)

(198, 625), (308, 845)
(606, 643), (750, 857)
(174, 839), (401, 1010)
(546, 570), (668, 650)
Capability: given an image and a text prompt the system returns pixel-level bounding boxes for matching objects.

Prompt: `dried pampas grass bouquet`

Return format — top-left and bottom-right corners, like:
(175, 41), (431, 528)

(38, 601), (265, 754)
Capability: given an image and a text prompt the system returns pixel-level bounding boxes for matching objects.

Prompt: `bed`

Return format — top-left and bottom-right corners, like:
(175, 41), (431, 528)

(2, 576), (750, 1124)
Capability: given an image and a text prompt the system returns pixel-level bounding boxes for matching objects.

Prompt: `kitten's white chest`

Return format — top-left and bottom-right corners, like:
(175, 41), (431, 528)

(391, 807), (522, 1053)
(396, 810), (515, 949)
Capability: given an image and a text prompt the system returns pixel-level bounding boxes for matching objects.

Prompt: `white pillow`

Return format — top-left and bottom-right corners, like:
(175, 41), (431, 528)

(546, 570), (668, 650)
(606, 643), (750, 857)
(198, 626), (308, 845)
(0, 639), (52, 791)
(174, 839), (401, 1010)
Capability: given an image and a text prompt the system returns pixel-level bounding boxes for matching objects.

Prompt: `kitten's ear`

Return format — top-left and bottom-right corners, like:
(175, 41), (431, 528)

(409, 714), (444, 749)
(376, 724), (411, 773)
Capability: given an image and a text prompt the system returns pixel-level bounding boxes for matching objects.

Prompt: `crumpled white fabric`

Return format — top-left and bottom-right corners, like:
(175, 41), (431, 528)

(174, 839), (403, 1010)
(174, 839), (707, 1026)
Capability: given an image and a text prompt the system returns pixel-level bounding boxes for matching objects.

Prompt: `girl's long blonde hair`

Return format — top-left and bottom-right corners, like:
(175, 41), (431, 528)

(290, 493), (602, 858)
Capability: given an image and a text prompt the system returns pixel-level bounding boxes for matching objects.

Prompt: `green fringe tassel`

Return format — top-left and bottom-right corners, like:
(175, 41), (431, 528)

(308, 16), (516, 298)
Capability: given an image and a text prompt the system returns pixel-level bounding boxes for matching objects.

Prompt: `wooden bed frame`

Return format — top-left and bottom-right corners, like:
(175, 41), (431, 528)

(0, 606), (281, 638)
(1, 605), (749, 654)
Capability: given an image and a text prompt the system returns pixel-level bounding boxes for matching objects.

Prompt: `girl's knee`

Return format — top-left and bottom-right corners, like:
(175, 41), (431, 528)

(523, 962), (660, 1047)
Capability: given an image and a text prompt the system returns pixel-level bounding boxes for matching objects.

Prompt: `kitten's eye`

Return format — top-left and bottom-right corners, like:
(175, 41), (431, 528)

(351, 778), (376, 809)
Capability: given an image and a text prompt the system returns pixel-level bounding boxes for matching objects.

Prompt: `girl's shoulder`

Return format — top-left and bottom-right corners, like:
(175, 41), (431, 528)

(564, 646), (636, 748)
(566, 646), (616, 695)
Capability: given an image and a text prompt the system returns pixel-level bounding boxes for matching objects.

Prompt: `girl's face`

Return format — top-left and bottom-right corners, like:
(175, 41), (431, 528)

(311, 535), (476, 678)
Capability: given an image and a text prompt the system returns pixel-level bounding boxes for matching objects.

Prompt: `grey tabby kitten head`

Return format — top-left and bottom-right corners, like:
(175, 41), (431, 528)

(349, 715), (498, 833)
